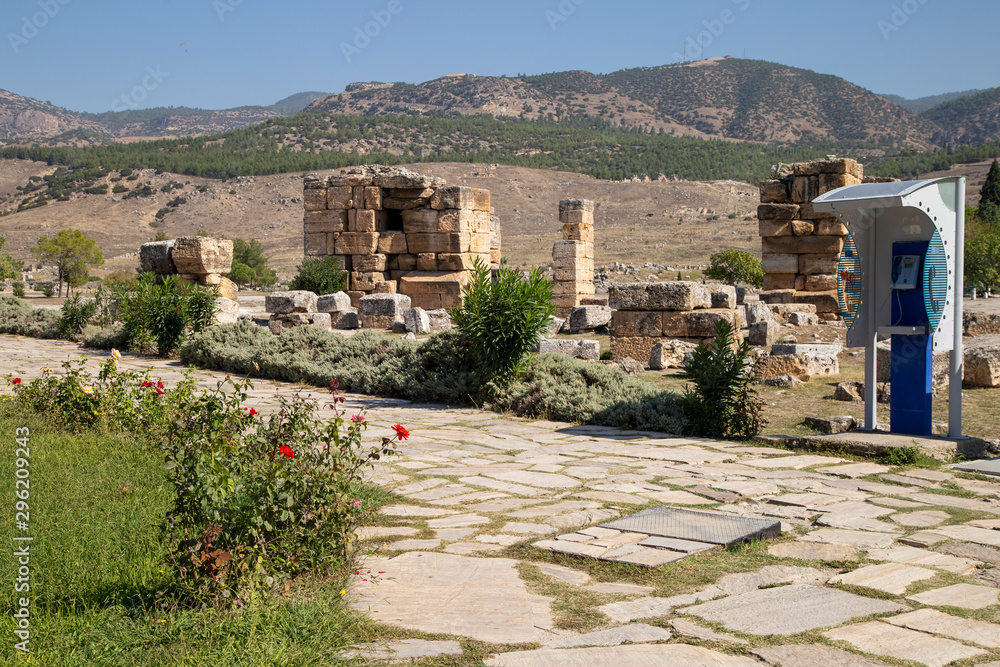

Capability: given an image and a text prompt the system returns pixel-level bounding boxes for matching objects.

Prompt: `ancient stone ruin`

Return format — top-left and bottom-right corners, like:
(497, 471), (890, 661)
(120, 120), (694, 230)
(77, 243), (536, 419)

(551, 199), (602, 315)
(303, 165), (500, 310)
(757, 158), (863, 321)
(608, 281), (742, 363)
(139, 237), (238, 322)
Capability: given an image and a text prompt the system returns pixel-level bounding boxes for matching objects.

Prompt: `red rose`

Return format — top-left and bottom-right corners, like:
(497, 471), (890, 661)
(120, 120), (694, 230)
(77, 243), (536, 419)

(12, 378), (21, 385)
(278, 445), (295, 459)
(249, 408), (257, 416)
(391, 423), (409, 441)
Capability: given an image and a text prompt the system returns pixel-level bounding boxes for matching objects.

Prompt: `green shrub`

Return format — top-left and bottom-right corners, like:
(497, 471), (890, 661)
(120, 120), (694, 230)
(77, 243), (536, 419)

(451, 257), (555, 389)
(81, 322), (128, 350)
(179, 323), (480, 405)
(704, 249), (764, 288)
(493, 354), (687, 434)
(0, 295), (59, 338)
(289, 256), (347, 294)
(40, 282), (54, 297)
(678, 320), (767, 439)
(113, 272), (218, 355)
(57, 293), (98, 339)
(112, 183), (129, 194)
(12, 281), (25, 297)
(161, 377), (404, 603)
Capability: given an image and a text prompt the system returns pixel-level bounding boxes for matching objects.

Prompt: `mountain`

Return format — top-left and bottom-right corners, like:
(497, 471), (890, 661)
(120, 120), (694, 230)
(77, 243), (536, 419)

(921, 86), (1000, 145)
(882, 89), (984, 114)
(307, 58), (939, 148)
(0, 90), (331, 144)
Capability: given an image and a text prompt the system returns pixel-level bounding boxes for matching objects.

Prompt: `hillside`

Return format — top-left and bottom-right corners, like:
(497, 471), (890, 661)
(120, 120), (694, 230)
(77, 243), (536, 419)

(0, 90), (330, 144)
(307, 58), (939, 148)
(922, 86), (1000, 145)
(882, 89), (984, 114)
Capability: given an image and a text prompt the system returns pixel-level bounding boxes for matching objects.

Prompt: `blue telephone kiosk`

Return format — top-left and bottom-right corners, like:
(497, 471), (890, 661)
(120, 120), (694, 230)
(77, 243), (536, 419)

(812, 177), (965, 439)
(889, 242), (933, 435)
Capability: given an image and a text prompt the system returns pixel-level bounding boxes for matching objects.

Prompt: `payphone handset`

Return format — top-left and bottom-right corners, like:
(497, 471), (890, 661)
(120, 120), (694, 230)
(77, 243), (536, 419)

(891, 254), (921, 290)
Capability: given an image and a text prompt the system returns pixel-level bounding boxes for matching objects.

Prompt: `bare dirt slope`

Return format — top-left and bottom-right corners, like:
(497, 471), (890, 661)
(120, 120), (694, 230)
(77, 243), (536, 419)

(0, 160), (757, 278)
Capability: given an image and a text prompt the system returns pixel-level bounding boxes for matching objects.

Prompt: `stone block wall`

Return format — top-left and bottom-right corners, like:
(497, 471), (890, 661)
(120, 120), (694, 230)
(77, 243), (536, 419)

(608, 281), (739, 363)
(758, 158), (862, 320)
(552, 199), (597, 315)
(303, 165), (500, 310)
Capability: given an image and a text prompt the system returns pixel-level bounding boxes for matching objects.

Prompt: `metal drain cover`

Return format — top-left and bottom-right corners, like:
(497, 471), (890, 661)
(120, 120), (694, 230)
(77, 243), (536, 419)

(599, 507), (780, 549)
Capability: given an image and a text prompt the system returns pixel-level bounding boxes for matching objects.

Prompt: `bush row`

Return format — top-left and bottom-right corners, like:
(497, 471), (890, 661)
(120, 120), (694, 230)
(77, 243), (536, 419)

(178, 321), (690, 434)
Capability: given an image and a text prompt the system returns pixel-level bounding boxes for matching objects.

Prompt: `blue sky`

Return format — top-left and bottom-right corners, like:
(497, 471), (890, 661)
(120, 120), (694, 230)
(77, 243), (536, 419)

(1, 0), (996, 113)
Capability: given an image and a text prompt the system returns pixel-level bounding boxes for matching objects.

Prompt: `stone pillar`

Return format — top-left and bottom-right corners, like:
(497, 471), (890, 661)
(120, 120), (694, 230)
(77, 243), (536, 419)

(551, 199), (596, 315)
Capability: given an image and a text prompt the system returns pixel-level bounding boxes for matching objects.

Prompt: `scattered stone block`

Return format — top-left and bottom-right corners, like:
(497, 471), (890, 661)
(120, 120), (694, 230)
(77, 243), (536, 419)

(335, 311), (360, 329)
(788, 312), (819, 326)
(266, 291), (318, 314)
(649, 339), (698, 370)
(609, 281), (711, 312)
(403, 307), (430, 334)
(139, 240), (176, 274)
(171, 237), (233, 275)
(965, 343), (1000, 388)
(426, 308), (453, 331)
(536, 339), (600, 361)
(567, 305), (612, 332)
(316, 292), (352, 313)
(804, 415), (856, 434)
(708, 284), (737, 309)
(749, 320), (779, 347)
(359, 293), (411, 329)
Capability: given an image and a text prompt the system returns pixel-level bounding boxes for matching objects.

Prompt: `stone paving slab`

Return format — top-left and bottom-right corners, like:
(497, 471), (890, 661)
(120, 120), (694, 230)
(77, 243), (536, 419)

(908, 583), (1000, 609)
(751, 643), (893, 667)
(829, 562), (938, 594)
(669, 618), (747, 645)
(767, 541), (859, 562)
(485, 645), (761, 666)
(350, 552), (555, 644)
(891, 510), (952, 527)
(885, 608), (1000, 649)
(899, 531), (950, 548)
(798, 528), (896, 549)
(816, 462), (892, 478)
(823, 620), (988, 667)
(542, 623), (672, 648)
(867, 545), (980, 574)
(680, 584), (906, 635)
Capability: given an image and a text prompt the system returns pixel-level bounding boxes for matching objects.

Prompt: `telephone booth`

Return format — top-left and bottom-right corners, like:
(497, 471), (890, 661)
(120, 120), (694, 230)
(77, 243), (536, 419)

(811, 177), (966, 437)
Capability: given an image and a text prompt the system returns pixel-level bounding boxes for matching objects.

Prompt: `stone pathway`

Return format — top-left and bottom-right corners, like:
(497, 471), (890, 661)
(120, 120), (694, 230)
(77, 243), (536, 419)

(7, 335), (1000, 666)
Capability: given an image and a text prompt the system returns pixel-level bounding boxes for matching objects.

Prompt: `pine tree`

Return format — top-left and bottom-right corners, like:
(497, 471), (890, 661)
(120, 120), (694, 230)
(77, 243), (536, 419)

(981, 159), (1000, 226)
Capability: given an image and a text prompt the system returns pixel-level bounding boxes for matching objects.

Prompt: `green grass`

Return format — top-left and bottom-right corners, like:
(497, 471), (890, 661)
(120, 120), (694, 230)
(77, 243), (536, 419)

(0, 408), (366, 665)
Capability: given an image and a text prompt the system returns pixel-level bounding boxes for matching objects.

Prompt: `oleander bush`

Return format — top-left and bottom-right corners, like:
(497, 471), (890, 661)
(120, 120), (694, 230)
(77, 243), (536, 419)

(0, 295), (59, 338)
(112, 272), (218, 355)
(57, 293), (98, 339)
(678, 319), (767, 439)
